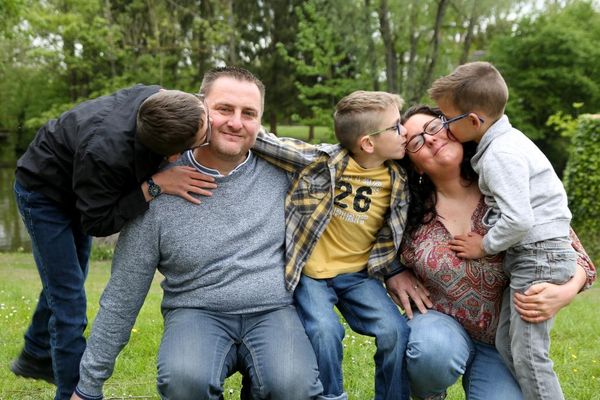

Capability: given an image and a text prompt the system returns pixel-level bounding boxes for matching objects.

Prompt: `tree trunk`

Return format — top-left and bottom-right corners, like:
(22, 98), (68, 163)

(308, 125), (315, 142)
(365, 0), (379, 91)
(104, 0), (117, 79)
(227, 0), (237, 64)
(406, 0), (421, 103)
(415, 0), (449, 101)
(269, 111), (278, 135)
(378, 0), (397, 93)
(459, 0), (477, 65)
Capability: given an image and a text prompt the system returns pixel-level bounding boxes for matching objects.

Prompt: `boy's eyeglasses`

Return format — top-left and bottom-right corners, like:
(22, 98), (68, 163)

(406, 113), (484, 153)
(443, 112), (484, 128)
(366, 120), (402, 137)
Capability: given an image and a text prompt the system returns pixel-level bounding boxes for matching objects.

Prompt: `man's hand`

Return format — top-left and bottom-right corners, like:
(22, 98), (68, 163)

(514, 265), (586, 323)
(70, 394), (83, 400)
(386, 270), (432, 319)
(449, 232), (485, 259)
(149, 166), (217, 204)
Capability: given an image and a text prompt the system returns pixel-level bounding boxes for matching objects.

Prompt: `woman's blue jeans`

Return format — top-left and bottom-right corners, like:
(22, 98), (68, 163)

(294, 272), (410, 400)
(406, 310), (523, 400)
(157, 306), (323, 400)
(14, 181), (92, 400)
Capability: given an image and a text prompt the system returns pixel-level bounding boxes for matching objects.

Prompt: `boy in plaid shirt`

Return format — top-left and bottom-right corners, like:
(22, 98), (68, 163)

(254, 91), (410, 400)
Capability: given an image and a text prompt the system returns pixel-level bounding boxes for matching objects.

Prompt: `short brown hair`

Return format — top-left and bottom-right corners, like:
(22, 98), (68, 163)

(428, 61), (508, 119)
(199, 66), (265, 113)
(136, 90), (204, 156)
(334, 91), (404, 151)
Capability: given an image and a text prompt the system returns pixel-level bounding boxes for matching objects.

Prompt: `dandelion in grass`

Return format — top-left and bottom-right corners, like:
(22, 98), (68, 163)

(571, 354), (577, 359)
(131, 328), (139, 333)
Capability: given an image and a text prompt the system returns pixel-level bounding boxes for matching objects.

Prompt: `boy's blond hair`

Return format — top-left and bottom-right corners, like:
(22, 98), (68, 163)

(428, 61), (508, 120)
(334, 91), (404, 151)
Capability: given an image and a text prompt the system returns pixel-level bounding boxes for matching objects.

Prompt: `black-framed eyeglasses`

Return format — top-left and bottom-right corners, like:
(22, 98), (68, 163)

(406, 117), (446, 153)
(406, 113), (485, 153)
(366, 120), (402, 137)
(443, 112), (484, 127)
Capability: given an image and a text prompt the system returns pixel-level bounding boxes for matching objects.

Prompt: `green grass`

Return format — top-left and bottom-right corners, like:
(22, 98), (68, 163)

(272, 125), (333, 143)
(1, 252), (599, 399)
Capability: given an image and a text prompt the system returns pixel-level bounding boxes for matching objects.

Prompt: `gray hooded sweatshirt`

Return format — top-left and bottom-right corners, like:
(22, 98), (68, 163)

(471, 115), (571, 255)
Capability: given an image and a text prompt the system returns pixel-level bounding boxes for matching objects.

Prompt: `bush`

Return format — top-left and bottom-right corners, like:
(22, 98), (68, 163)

(563, 114), (600, 261)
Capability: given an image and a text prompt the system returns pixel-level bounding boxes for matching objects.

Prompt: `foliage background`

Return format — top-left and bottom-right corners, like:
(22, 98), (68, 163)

(1, 0), (600, 164)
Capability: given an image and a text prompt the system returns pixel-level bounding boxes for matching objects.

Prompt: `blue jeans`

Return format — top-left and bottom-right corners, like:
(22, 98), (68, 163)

(294, 272), (410, 400)
(406, 310), (522, 400)
(157, 306), (323, 400)
(496, 238), (576, 400)
(14, 181), (92, 400)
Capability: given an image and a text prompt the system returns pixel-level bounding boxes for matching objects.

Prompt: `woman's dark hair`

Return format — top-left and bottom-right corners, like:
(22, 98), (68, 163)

(400, 104), (478, 236)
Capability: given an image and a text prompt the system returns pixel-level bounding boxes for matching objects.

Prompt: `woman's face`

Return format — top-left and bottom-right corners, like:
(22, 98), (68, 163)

(403, 113), (464, 177)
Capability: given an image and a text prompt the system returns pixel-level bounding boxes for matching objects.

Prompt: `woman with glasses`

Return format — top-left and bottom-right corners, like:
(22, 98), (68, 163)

(384, 105), (595, 400)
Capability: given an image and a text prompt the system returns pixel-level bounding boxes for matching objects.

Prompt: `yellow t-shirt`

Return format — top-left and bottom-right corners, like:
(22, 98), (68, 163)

(303, 157), (392, 278)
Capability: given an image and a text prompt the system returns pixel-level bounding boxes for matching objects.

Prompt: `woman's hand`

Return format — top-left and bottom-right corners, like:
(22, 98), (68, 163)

(386, 270), (432, 319)
(514, 265), (587, 323)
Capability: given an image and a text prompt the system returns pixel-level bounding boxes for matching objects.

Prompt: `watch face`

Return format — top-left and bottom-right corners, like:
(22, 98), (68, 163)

(149, 183), (161, 197)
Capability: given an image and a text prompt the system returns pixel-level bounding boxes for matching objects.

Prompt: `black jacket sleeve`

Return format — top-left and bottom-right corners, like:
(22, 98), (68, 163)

(73, 149), (149, 237)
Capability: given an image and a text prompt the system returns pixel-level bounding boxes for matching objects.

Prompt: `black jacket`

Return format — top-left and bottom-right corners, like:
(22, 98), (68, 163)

(16, 84), (163, 237)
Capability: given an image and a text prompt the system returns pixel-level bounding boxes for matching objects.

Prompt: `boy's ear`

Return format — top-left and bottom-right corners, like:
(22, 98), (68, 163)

(469, 112), (486, 130)
(358, 135), (375, 154)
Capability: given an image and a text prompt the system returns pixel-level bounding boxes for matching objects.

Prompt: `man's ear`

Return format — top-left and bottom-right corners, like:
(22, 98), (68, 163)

(358, 135), (375, 154)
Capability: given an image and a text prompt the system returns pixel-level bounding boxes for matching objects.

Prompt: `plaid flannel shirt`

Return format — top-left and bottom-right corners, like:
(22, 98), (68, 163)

(253, 129), (410, 291)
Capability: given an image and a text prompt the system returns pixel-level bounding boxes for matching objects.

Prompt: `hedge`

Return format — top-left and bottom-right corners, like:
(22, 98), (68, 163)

(563, 114), (600, 261)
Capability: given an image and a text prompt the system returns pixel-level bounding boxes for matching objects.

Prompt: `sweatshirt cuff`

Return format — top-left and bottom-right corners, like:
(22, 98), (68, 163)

(75, 386), (103, 400)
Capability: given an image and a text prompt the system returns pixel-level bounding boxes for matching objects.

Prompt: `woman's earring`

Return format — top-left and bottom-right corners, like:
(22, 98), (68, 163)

(418, 175), (423, 185)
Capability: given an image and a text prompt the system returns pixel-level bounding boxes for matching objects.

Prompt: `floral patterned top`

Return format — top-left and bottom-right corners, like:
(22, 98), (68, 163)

(400, 197), (596, 344)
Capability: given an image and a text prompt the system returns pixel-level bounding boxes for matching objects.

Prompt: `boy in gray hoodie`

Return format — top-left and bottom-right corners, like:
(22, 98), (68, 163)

(428, 61), (576, 400)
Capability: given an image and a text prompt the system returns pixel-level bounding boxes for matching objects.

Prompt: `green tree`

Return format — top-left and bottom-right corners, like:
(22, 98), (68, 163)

(280, 0), (372, 139)
(487, 1), (600, 172)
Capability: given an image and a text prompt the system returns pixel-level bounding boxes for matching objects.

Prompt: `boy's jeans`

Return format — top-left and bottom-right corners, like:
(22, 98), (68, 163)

(406, 310), (522, 400)
(496, 237), (576, 400)
(14, 180), (92, 400)
(294, 271), (410, 400)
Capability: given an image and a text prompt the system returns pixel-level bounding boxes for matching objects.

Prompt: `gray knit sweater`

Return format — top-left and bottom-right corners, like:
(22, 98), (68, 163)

(76, 150), (292, 398)
(471, 115), (571, 255)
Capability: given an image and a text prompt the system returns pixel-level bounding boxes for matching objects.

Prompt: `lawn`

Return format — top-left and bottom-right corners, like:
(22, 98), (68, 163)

(272, 125), (333, 143)
(1, 252), (599, 399)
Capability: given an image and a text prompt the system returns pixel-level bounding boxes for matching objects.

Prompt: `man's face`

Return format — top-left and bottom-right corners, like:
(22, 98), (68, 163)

(203, 77), (262, 162)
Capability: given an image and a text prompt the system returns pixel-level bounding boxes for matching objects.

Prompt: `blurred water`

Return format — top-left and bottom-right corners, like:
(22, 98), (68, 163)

(0, 167), (32, 252)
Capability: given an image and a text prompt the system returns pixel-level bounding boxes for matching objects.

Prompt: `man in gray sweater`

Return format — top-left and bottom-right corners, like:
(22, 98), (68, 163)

(72, 67), (323, 400)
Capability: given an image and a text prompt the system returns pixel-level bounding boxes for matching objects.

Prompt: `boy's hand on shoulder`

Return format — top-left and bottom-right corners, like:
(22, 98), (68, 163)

(449, 232), (485, 259)
(153, 166), (218, 204)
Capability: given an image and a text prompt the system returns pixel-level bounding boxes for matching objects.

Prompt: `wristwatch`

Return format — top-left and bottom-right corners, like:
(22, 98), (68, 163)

(147, 177), (162, 199)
